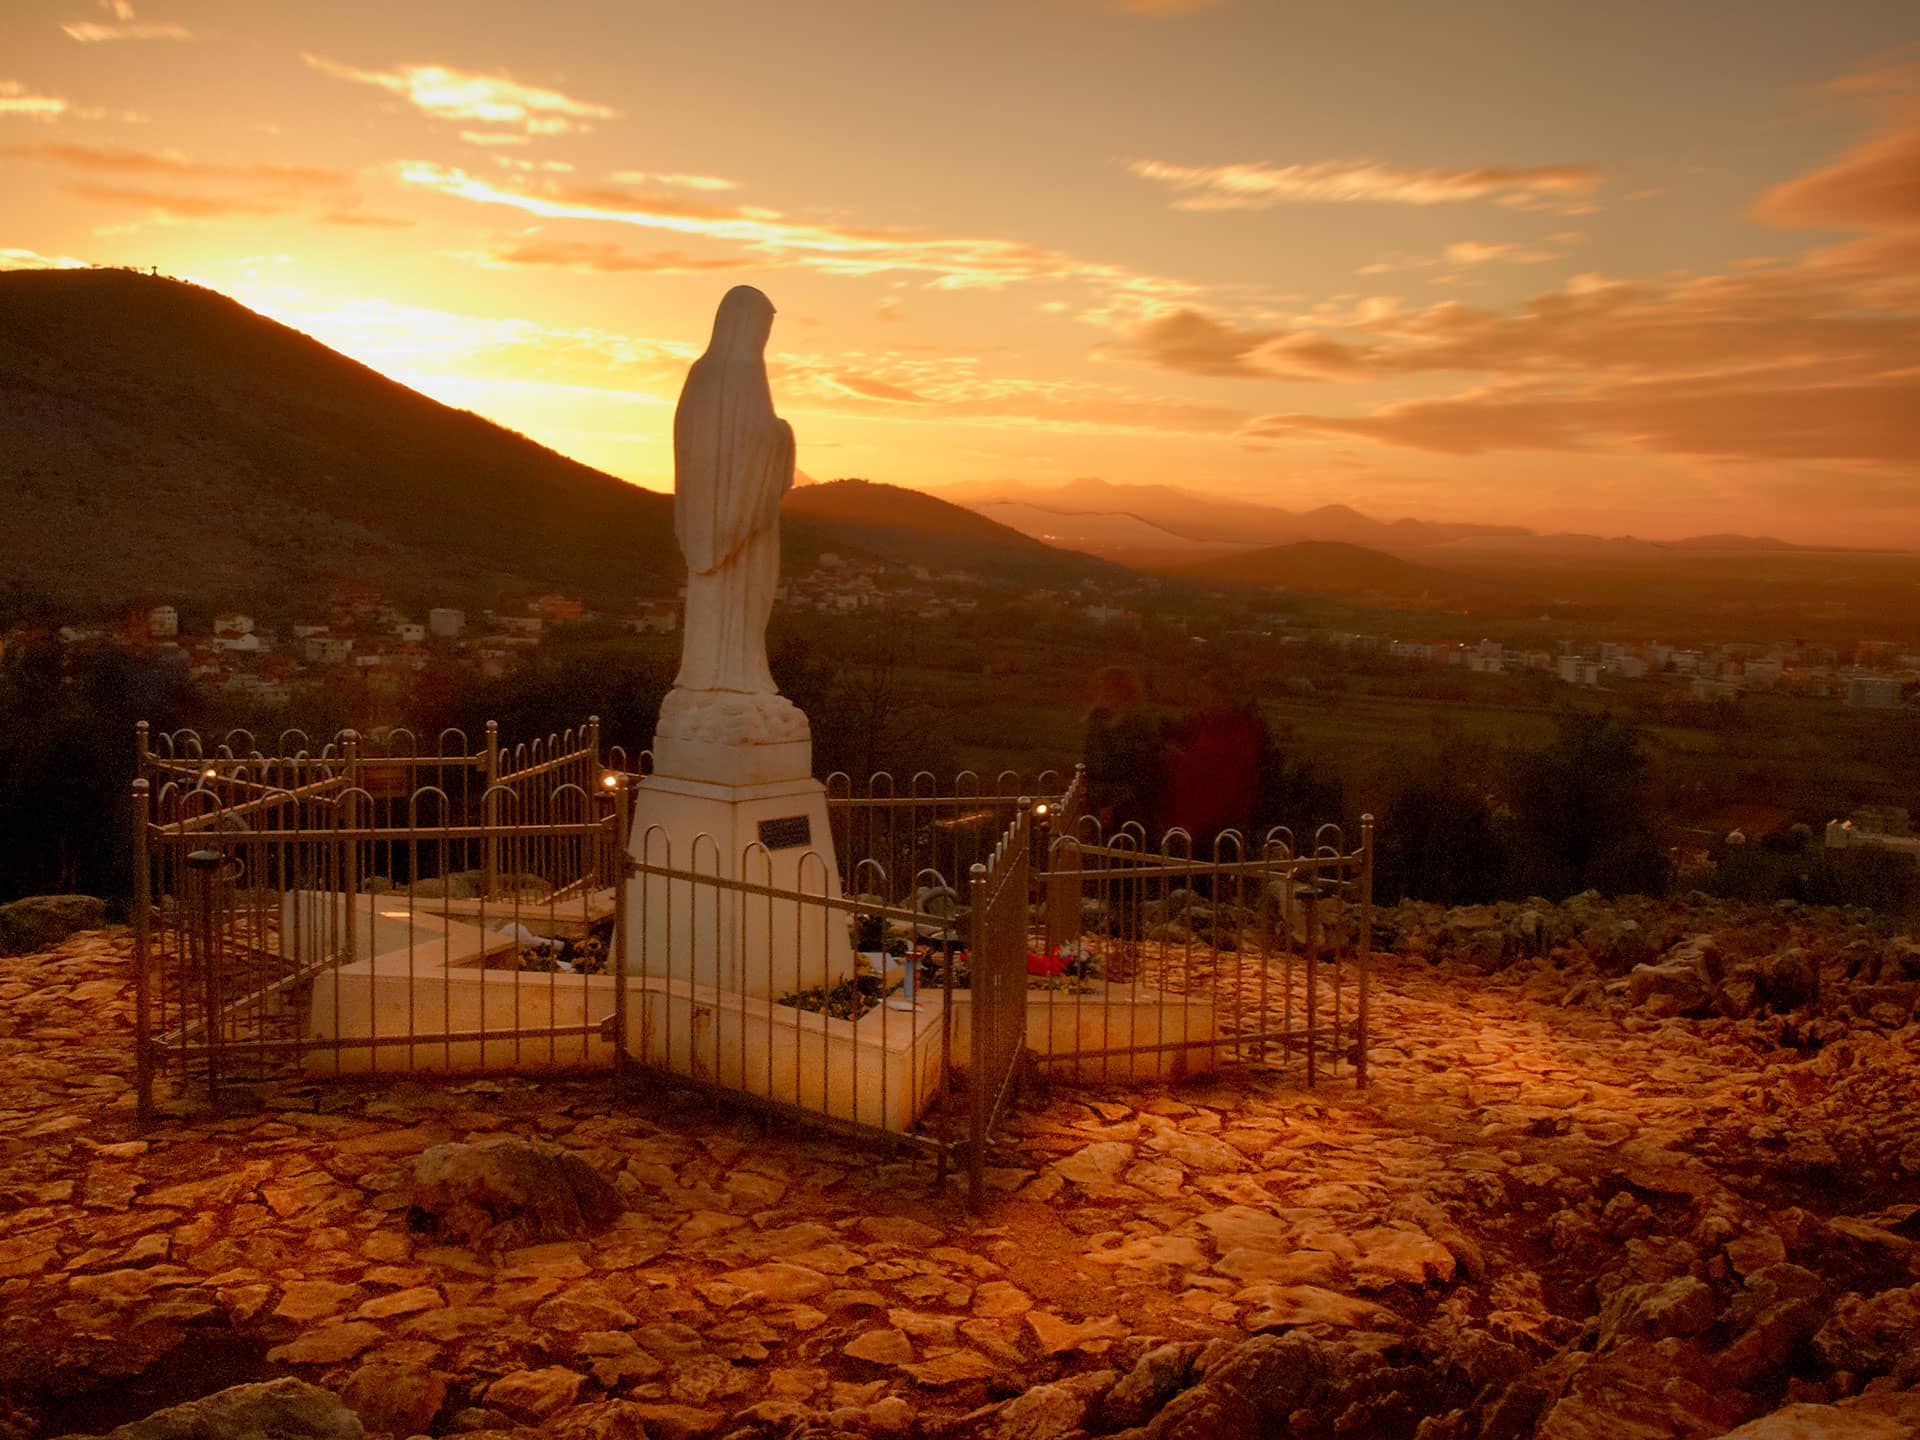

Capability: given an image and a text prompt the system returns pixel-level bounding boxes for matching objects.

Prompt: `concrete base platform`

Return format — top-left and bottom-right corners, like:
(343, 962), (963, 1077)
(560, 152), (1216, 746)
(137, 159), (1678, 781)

(949, 979), (1218, 1081)
(300, 905), (946, 1132)
(623, 975), (947, 1134)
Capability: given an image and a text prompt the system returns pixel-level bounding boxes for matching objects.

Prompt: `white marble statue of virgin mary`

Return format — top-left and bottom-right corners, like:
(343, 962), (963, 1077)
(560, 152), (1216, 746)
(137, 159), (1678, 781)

(657, 285), (808, 747)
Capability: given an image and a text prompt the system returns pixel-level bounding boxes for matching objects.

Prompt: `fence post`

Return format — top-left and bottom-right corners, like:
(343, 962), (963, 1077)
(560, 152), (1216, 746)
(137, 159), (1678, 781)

(967, 859), (988, 1212)
(187, 848), (222, 1104)
(1304, 889), (1319, 1088)
(1045, 802), (1082, 952)
(1356, 814), (1374, 1089)
(132, 779), (153, 1129)
(341, 730), (360, 966)
(611, 775), (630, 1089)
(483, 721), (500, 900)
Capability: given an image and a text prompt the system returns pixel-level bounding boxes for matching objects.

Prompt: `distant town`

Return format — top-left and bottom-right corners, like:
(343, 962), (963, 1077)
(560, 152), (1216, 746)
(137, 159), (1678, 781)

(11, 548), (1914, 717)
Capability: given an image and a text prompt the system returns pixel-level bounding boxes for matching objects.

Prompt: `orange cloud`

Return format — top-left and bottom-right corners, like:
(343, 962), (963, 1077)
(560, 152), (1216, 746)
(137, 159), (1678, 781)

(1129, 157), (1601, 212)
(1241, 371), (1920, 465)
(62, 20), (190, 41)
(0, 82), (68, 120)
(1749, 104), (1920, 282)
(611, 170), (738, 192)
(4, 142), (348, 188)
(1110, 308), (1365, 379)
(477, 240), (756, 273)
(66, 184), (289, 218)
(304, 55), (615, 139)
(319, 208), (415, 229)
(1122, 260), (1920, 387)
(62, 0), (188, 43)
(825, 373), (932, 404)
(1076, 0), (1225, 12)
(1443, 240), (1559, 265)
(1753, 106), (1920, 234)
(0, 247), (89, 269)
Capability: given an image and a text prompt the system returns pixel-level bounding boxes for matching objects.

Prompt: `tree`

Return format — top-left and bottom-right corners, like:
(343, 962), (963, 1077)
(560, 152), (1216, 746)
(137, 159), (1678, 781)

(1375, 742), (1507, 905)
(1503, 708), (1668, 898)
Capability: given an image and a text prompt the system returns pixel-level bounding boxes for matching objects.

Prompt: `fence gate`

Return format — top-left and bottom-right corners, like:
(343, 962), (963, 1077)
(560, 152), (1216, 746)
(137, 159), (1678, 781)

(963, 804), (1032, 1207)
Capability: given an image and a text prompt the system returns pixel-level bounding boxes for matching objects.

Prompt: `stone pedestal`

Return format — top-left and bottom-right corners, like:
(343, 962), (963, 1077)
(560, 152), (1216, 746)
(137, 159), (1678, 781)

(624, 709), (854, 1000)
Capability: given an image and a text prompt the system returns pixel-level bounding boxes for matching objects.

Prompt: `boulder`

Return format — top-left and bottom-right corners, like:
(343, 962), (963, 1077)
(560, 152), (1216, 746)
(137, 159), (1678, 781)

(1128, 1333), (1324, 1439)
(1756, 948), (1818, 1010)
(1103, 1342), (1203, 1428)
(1712, 1391), (1920, 1439)
(538, 1401), (656, 1440)
(1886, 938), (1920, 980)
(484, 1368), (586, 1425)
(409, 1138), (620, 1249)
(1628, 961), (1715, 1017)
(1580, 915), (1656, 973)
(0, 894), (107, 955)
(55, 1379), (361, 1440)
(1720, 1263), (1831, 1385)
(1811, 1284), (1920, 1381)
(1596, 1276), (1715, 1350)
(339, 1362), (446, 1437)
(988, 1370), (1116, 1440)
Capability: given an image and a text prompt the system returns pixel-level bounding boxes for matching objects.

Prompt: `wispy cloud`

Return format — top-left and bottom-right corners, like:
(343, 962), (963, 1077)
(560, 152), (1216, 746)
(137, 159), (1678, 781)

(611, 170), (738, 192)
(66, 183), (289, 218)
(4, 141), (348, 188)
(1820, 56), (1920, 96)
(1753, 112), (1920, 232)
(63, 20), (190, 41)
(395, 162), (1198, 296)
(0, 81), (68, 121)
(474, 239), (756, 274)
(1442, 240), (1560, 265)
(1074, 0), (1226, 13)
(62, 0), (189, 43)
(0, 246), (90, 269)
(1356, 237), (1572, 276)
(1129, 157), (1602, 213)
(319, 208), (415, 229)
(1240, 369), (1920, 466)
(304, 55), (615, 139)
(12, 142), (365, 224)
(492, 155), (574, 174)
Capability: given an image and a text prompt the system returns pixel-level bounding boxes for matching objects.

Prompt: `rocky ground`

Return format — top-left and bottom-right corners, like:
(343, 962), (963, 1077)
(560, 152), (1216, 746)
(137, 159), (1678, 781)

(1, 894), (1917, 1440)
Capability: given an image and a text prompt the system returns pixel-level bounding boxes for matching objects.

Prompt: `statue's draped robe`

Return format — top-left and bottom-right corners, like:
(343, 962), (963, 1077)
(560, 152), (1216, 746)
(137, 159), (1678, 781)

(671, 292), (793, 695)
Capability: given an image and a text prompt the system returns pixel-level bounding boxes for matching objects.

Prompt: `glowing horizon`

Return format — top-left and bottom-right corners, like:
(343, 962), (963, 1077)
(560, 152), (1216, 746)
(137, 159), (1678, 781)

(3, 0), (1918, 547)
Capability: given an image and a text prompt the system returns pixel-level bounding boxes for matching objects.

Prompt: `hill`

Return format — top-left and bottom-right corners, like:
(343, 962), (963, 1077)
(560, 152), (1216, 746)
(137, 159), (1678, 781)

(1160, 540), (1507, 607)
(782, 479), (1118, 581)
(0, 272), (1106, 617)
(0, 268), (684, 615)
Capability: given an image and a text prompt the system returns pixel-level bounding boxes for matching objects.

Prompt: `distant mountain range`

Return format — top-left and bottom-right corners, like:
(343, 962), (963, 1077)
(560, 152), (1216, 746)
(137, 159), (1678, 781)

(935, 476), (1814, 565)
(1157, 540), (1504, 607)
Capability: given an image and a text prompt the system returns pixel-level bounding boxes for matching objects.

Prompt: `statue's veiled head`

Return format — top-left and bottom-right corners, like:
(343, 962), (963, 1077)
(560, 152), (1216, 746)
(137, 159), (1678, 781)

(709, 285), (775, 359)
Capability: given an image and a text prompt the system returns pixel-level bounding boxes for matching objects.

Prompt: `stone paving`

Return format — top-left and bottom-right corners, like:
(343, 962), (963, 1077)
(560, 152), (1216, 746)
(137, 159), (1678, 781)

(1, 916), (1917, 1439)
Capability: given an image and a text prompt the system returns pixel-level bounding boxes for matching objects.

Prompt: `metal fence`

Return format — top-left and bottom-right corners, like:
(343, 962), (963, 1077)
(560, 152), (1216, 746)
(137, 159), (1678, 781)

(131, 725), (1371, 1207)
(1033, 818), (1375, 1088)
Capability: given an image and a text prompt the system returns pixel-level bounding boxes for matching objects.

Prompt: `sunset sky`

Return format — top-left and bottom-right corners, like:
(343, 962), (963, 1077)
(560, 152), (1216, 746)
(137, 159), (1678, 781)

(4, 0), (1918, 546)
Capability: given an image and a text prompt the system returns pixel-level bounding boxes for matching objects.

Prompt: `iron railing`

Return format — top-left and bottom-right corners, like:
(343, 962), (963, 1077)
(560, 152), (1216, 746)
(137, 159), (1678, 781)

(131, 726), (1372, 1209)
